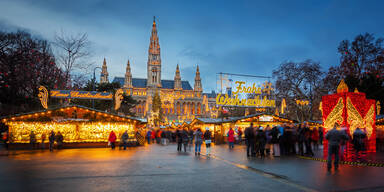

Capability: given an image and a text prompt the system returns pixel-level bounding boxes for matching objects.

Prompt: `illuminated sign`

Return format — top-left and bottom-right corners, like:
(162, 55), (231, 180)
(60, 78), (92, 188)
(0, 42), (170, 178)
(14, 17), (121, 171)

(216, 81), (276, 107)
(259, 115), (273, 122)
(50, 90), (113, 100)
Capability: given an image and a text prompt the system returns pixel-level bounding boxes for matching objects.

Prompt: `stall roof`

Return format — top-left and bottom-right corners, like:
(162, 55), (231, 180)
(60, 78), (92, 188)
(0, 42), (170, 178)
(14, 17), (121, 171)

(377, 115), (384, 124)
(1, 104), (143, 123)
(191, 117), (241, 125)
(237, 113), (295, 123)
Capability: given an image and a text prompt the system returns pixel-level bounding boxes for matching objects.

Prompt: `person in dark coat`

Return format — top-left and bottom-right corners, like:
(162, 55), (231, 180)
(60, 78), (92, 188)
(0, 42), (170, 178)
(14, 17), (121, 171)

(244, 123), (255, 157)
(269, 126), (280, 156)
(181, 129), (189, 152)
(49, 131), (55, 151)
(303, 123), (314, 156)
(121, 130), (129, 150)
(256, 127), (267, 158)
(352, 128), (367, 161)
(325, 123), (348, 171)
(176, 129), (182, 151)
(56, 131), (63, 149)
(204, 127), (212, 156)
(29, 131), (37, 150)
(297, 124), (305, 156)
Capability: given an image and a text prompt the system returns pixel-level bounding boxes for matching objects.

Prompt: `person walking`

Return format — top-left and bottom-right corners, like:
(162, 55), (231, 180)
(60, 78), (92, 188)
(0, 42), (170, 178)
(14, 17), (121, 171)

(161, 129), (167, 145)
(303, 124), (314, 156)
(265, 125), (272, 156)
(339, 127), (349, 161)
(325, 123), (348, 172)
(270, 126), (280, 156)
(121, 130), (129, 150)
(352, 127), (367, 161)
(108, 131), (117, 149)
(188, 128), (194, 151)
(245, 123), (255, 157)
(237, 128), (243, 145)
(151, 129), (156, 143)
(29, 131), (36, 150)
(312, 127), (319, 151)
(49, 131), (55, 151)
(297, 124), (305, 156)
(56, 131), (63, 150)
(182, 128), (189, 152)
(204, 127), (212, 156)
(176, 129), (182, 151)
(194, 129), (203, 156)
(146, 129), (152, 144)
(319, 127), (324, 145)
(41, 132), (46, 149)
(256, 127), (267, 158)
(227, 127), (235, 149)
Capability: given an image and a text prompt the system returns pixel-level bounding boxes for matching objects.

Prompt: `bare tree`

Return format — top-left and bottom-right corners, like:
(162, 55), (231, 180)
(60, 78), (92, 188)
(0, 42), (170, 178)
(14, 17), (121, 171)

(273, 60), (325, 122)
(53, 31), (93, 88)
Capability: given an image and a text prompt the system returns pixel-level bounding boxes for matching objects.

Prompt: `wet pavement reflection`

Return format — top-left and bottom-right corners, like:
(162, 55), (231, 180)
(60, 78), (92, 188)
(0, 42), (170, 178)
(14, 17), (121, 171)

(1, 144), (384, 192)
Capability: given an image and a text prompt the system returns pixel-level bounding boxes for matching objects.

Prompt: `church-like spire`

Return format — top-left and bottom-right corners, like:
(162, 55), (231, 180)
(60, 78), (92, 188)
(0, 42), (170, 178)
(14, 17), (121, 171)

(147, 17), (161, 87)
(100, 58), (109, 83)
(124, 60), (132, 88)
(194, 65), (202, 93)
(174, 64), (182, 90)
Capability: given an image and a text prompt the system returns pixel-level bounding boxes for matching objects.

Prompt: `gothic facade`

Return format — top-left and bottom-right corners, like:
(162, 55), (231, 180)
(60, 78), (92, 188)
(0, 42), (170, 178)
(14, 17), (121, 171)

(101, 18), (211, 122)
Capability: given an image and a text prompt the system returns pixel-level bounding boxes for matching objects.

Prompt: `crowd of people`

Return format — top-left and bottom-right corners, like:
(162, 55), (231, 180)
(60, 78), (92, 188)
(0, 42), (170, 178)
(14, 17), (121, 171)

(141, 122), (369, 172)
(28, 130), (64, 151)
(243, 122), (323, 158)
(144, 128), (213, 156)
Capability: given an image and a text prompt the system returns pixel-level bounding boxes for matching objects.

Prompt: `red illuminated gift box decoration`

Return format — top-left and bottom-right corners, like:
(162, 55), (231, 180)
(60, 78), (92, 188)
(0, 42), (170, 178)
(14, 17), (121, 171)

(321, 80), (376, 159)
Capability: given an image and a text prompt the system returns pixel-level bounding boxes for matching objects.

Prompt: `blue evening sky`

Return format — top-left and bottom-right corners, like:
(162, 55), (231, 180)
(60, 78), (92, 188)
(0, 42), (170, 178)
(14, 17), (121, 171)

(0, 0), (383, 92)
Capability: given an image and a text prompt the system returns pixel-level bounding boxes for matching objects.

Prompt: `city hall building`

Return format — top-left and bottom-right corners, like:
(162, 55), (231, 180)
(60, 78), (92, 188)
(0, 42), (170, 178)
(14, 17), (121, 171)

(99, 18), (216, 122)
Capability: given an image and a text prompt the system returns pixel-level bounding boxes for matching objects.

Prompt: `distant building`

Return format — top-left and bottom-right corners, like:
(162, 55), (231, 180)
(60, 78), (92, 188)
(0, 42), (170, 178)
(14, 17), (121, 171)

(100, 18), (216, 122)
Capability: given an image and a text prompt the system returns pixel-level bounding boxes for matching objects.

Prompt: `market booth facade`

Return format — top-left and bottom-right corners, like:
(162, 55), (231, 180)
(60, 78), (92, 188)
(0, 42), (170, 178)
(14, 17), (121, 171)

(1, 105), (144, 149)
(190, 114), (294, 144)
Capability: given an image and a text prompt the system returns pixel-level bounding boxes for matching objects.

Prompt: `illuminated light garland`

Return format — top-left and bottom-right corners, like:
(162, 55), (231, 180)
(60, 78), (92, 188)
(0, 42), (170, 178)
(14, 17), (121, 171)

(6, 121), (136, 143)
(347, 97), (375, 138)
(323, 97), (344, 130)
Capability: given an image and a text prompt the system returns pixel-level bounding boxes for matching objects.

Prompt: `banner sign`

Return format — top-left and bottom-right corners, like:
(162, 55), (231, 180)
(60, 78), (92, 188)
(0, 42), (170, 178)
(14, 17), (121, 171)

(50, 90), (113, 100)
(216, 81), (276, 107)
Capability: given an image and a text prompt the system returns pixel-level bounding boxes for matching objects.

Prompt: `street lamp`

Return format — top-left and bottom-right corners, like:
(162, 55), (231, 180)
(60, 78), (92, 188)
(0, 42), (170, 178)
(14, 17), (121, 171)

(92, 67), (102, 108)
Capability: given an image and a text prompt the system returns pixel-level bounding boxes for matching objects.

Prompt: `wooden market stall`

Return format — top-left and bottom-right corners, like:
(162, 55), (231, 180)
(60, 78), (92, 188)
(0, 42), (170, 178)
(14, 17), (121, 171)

(190, 117), (239, 144)
(1, 105), (144, 149)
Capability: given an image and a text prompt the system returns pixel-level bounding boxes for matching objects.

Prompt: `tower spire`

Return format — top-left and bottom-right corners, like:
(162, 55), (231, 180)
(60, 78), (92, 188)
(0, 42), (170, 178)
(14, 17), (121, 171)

(100, 58), (109, 83)
(147, 17), (161, 88)
(194, 65), (202, 94)
(174, 64), (182, 90)
(124, 59), (132, 88)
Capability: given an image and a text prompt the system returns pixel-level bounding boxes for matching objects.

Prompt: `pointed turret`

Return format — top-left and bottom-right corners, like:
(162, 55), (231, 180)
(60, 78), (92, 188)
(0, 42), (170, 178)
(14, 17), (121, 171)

(100, 58), (109, 83)
(147, 16), (161, 87)
(174, 64), (182, 90)
(124, 60), (132, 88)
(194, 65), (202, 94)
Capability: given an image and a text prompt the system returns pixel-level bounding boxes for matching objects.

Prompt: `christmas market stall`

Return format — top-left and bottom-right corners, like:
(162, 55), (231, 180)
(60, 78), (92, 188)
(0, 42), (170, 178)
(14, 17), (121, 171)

(1, 105), (144, 149)
(190, 117), (239, 144)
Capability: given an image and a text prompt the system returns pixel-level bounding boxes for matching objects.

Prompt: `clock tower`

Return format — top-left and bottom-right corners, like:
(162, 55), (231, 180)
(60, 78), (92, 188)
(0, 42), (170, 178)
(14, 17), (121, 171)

(147, 16), (161, 88)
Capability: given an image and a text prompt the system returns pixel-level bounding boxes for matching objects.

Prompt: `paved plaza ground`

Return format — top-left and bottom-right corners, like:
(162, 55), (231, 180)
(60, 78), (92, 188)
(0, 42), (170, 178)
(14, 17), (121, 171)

(1, 144), (384, 192)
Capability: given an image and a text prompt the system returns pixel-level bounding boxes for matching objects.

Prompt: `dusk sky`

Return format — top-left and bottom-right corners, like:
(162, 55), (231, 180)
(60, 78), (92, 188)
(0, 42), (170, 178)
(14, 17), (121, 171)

(1, 0), (383, 92)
